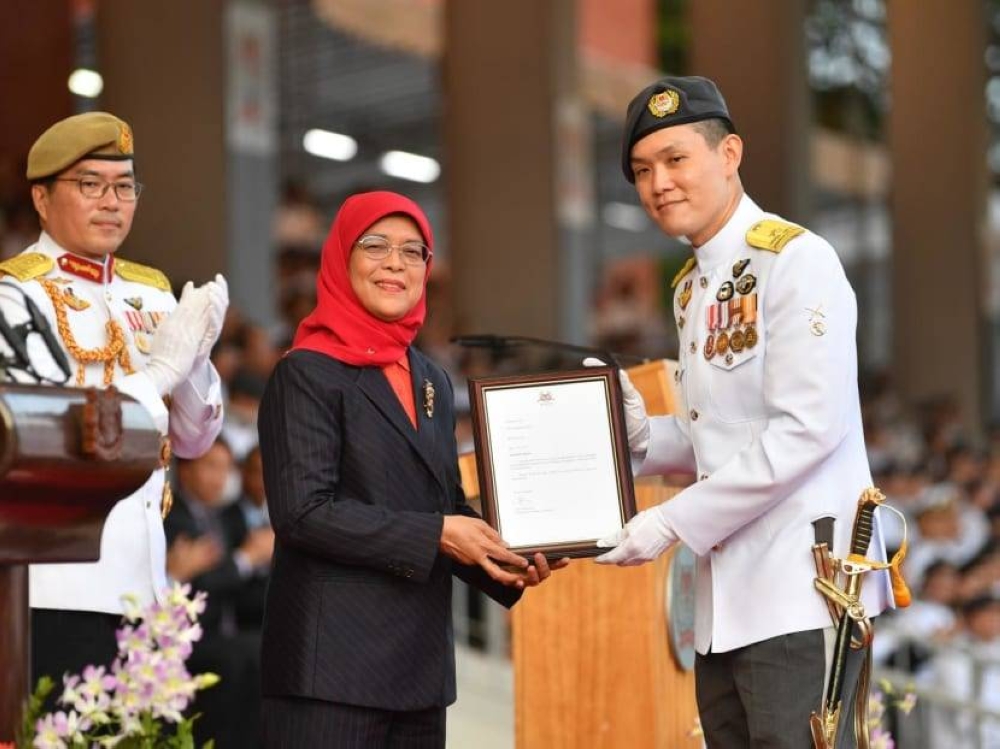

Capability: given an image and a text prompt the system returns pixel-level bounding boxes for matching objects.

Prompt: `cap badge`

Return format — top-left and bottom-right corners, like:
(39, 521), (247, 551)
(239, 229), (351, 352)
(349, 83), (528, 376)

(648, 89), (680, 118)
(118, 123), (133, 154)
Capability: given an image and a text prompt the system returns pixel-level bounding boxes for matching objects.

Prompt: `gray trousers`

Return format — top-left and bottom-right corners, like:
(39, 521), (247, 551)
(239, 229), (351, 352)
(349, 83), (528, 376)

(695, 628), (866, 749)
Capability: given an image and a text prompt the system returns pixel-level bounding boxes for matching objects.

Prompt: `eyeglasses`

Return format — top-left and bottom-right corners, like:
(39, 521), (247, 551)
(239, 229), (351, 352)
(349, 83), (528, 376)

(355, 235), (432, 266)
(55, 177), (143, 202)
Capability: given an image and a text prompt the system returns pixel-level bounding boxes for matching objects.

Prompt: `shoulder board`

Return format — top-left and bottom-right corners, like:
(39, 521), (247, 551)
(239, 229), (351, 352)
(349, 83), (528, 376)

(0, 252), (55, 282)
(745, 219), (805, 253)
(115, 258), (171, 291)
(670, 257), (697, 288)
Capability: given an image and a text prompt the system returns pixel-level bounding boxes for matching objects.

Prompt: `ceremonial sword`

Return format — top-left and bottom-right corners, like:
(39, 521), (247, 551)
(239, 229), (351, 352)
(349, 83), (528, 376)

(810, 488), (882, 749)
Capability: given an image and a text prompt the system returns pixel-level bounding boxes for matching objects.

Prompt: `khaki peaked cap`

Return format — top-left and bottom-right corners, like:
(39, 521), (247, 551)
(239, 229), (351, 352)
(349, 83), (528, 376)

(26, 111), (135, 180)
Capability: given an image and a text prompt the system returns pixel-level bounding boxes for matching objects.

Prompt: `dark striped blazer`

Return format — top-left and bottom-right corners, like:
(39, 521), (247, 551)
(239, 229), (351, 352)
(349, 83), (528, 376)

(257, 347), (519, 712)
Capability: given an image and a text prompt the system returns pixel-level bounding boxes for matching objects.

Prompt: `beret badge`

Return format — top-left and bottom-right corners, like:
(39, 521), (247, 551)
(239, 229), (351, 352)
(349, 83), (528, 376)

(118, 123), (133, 154)
(647, 89), (680, 118)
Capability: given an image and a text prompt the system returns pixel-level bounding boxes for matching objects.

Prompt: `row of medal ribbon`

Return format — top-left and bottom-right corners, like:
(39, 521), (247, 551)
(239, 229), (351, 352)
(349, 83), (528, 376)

(123, 310), (167, 354)
(704, 292), (758, 361)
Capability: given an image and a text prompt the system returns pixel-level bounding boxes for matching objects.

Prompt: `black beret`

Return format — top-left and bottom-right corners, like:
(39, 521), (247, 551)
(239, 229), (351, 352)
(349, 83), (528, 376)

(621, 76), (734, 183)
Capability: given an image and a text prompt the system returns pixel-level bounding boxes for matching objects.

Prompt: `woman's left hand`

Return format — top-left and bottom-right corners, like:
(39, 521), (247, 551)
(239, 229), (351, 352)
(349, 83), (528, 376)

(518, 552), (570, 588)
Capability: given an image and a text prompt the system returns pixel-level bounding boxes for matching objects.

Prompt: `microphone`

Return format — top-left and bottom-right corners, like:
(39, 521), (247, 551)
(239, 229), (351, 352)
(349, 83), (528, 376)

(0, 304), (31, 369)
(23, 294), (72, 379)
(449, 334), (647, 368)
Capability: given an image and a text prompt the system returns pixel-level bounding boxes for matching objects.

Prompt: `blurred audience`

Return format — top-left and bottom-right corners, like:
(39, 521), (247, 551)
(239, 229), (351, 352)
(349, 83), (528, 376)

(166, 439), (272, 749)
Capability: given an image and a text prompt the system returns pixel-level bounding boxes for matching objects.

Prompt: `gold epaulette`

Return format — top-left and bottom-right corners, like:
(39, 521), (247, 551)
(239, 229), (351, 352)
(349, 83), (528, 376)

(115, 258), (171, 291)
(746, 219), (805, 253)
(0, 252), (55, 282)
(671, 256), (696, 288)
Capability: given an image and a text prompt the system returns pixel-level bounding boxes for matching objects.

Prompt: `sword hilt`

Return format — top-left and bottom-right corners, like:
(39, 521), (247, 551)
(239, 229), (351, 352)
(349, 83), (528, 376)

(849, 488), (883, 557)
(823, 488), (885, 722)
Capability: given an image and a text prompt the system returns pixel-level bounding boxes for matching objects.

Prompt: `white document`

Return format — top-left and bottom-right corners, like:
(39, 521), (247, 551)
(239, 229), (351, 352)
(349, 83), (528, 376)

(481, 377), (626, 548)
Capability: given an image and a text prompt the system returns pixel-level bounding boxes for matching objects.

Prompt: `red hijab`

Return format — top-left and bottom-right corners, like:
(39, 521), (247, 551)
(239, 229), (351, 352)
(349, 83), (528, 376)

(291, 191), (434, 366)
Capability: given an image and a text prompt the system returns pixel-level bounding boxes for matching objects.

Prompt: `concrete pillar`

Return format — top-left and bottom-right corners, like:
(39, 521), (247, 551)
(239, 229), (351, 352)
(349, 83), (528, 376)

(443, 0), (594, 342)
(887, 0), (988, 428)
(96, 0), (277, 324)
(688, 0), (810, 223)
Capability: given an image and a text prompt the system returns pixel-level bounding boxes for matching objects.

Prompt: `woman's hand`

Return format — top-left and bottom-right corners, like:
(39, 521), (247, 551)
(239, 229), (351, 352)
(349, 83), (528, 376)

(517, 552), (571, 587)
(440, 515), (529, 586)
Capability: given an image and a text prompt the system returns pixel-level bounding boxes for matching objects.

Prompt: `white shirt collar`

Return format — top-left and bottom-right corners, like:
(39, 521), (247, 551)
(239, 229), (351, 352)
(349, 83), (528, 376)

(35, 231), (114, 272)
(693, 194), (763, 273)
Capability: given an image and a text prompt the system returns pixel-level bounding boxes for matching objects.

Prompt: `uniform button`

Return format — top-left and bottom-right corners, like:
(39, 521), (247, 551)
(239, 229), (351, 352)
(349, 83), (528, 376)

(690, 409), (699, 421)
(405, 570), (413, 578)
(689, 341), (697, 354)
(146, 500), (151, 508)
(699, 277), (708, 288)
(725, 353), (734, 365)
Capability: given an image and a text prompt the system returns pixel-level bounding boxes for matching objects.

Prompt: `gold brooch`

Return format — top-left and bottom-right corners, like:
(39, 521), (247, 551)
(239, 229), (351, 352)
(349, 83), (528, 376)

(422, 379), (435, 418)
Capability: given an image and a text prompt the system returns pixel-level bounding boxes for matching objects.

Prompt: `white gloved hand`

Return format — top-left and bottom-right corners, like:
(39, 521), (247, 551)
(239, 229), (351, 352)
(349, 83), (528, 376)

(196, 273), (228, 362)
(594, 506), (677, 566)
(145, 281), (211, 396)
(582, 357), (650, 453)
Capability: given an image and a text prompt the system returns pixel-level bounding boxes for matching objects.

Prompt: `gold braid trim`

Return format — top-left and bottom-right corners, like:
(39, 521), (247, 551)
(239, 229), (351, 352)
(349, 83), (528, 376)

(39, 279), (135, 385)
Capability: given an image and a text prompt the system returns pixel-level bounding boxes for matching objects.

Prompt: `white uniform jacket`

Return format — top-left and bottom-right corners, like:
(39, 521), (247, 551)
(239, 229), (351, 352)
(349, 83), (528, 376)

(0, 232), (224, 614)
(640, 195), (892, 654)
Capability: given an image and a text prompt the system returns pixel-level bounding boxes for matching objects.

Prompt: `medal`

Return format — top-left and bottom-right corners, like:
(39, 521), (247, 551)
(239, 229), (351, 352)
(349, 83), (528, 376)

(716, 281), (734, 301)
(716, 331), (730, 355)
(679, 280), (693, 310)
(125, 296), (144, 310)
(736, 274), (757, 295)
(742, 294), (758, 324)
(732, 258), (750, 278)
(745, 324), (759, 349)
(730, 329), (746, 352)
(134, 331), (151, 354)
(704, 334), (716, 360)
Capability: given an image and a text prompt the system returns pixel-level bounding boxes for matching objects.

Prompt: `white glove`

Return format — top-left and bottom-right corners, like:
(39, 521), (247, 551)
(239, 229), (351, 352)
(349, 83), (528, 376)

(145, 281), (211, 396)
(196, 273), (228, 362)
(594, 506), (677, 566)
(582, 357), (650, 453)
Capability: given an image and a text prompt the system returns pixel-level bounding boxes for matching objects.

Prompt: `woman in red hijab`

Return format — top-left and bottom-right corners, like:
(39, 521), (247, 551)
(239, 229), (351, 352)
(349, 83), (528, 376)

(257, 191), (563, 748)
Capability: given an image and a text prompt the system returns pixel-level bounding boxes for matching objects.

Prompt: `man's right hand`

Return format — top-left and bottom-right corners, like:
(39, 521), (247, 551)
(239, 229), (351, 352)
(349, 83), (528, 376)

(439, 516), (530, 587)
(145, 281), (211, 396)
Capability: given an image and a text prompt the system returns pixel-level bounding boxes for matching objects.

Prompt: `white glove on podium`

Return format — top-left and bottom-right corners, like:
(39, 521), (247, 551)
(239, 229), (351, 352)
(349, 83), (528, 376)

(595, 506), (677, 566)
(582, 357), (650, 453)
(145, 281), (211, 396)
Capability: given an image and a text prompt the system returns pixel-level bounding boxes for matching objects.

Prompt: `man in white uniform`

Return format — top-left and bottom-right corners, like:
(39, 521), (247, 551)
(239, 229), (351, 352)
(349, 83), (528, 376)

(595, 76), (894, 748)
(0, 112), (227, 686)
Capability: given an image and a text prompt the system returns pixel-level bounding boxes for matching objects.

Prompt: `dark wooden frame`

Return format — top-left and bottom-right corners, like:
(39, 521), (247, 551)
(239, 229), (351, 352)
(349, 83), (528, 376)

(468, 366), (637, 559)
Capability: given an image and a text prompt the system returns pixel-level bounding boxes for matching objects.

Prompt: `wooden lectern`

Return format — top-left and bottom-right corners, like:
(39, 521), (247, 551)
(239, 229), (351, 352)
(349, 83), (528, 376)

(0, 384), (160, 743)
(459, 360), (700, 748)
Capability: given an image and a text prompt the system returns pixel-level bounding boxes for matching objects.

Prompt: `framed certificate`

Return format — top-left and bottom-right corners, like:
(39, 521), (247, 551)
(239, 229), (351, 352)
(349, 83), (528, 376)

(468, 366), (637, 559)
